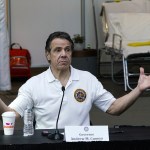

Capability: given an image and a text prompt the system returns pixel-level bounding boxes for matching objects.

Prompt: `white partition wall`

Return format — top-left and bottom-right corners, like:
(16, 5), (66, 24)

(10, 0), (81, 67)
(0, 0), (11, 90)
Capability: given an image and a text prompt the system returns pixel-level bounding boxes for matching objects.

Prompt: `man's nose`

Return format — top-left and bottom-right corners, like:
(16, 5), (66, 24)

(61, 49), (66, 56)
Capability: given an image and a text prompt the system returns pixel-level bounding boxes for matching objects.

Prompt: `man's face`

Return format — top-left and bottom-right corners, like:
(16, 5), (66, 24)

(46, 38), (72, 71)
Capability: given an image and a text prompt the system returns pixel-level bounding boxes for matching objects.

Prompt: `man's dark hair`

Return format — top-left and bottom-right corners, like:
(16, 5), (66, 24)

(45, 31), (74, 52)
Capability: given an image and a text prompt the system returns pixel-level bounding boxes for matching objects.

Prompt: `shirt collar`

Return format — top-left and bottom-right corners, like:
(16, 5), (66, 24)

(70, 65), (79, 81)
(46, 66), (80, 83)
(46, 67), (55, 83)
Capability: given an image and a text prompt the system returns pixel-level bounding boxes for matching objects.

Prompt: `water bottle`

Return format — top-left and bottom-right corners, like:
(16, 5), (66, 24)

(23, 107), (34, 136)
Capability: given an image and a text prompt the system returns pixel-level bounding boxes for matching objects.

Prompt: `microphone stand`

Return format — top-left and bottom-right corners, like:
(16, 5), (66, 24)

(48, 86), (65, 141)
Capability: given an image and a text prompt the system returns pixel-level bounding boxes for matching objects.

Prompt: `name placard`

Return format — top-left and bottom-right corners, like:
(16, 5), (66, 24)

(65, 125), (109, 142)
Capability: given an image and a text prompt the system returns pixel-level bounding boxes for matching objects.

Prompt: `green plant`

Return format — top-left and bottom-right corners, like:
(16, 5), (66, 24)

(72, 34), (84, 43)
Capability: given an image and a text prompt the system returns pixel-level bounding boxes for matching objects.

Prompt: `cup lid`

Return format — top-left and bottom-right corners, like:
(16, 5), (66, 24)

(2, 111), (16, 117)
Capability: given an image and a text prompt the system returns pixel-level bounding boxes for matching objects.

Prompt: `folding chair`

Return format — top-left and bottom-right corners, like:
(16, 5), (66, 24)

(100, 0), (150, 91)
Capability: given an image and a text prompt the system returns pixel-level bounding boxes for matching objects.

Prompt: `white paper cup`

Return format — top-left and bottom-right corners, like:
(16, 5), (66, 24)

(1, 111), (16, 135)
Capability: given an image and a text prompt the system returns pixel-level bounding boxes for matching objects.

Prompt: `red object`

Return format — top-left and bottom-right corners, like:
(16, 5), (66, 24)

(10, 43), (31, 78)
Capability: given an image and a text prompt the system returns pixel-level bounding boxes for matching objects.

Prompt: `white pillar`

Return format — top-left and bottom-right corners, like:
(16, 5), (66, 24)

(0, 0), (11, 91)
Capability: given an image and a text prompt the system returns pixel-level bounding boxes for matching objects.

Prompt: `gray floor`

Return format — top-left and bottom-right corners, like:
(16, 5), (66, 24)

(0, 67), (150, 131)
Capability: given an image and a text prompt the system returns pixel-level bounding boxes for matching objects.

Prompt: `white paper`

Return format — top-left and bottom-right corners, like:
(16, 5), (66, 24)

(65, 126), (109, 142)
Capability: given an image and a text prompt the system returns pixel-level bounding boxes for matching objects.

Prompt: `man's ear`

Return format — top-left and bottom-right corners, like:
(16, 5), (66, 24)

(45, 51), (50, 61)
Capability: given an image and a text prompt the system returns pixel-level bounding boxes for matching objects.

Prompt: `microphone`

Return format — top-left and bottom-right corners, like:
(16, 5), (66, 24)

(47, 86), (65, 141)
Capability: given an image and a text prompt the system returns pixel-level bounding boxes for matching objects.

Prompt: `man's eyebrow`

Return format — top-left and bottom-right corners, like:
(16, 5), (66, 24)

(51, 46), (61, 50)
(51, 45), (71, 50)
(65, 46), (72, 48)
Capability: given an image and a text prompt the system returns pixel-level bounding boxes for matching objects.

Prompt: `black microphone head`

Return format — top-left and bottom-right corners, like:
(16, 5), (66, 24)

(62, 86), (65, 91)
